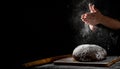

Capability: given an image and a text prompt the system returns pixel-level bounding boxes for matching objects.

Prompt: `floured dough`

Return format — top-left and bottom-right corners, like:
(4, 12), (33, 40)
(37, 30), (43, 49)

(72, 44), (107, 61)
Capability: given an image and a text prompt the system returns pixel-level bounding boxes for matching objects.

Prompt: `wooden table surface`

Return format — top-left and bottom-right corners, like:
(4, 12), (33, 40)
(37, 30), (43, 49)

(33, 61), (120, 69)
(33, 56), (120, 69)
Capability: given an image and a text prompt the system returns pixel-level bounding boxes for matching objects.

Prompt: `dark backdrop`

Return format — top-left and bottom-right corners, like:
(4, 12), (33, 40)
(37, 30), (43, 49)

(21, 0), (77, 69)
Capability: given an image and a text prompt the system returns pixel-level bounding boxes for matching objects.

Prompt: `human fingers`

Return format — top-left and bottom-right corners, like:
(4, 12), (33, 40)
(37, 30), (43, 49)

(81, 14), (84, 19)
(89, 3), (94, 13)
(81, 14), (87, 20)
(92, 5), (101, 14)
(81, 17), (89, 24)
(81, 16), (87, 23)
(89, 3), (100, 13)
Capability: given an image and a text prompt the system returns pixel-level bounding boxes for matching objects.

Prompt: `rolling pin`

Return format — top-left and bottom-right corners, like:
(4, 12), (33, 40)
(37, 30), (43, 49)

(23, 54), (71, 68)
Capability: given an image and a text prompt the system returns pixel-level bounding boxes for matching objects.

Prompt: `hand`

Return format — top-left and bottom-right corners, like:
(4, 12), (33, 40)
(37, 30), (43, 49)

(81, 4), (104, 31)
(81, 4), (104, 26)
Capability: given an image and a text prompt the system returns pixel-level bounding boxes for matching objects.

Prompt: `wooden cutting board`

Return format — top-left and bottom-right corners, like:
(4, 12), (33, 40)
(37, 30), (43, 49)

(54, 56), (120, 67)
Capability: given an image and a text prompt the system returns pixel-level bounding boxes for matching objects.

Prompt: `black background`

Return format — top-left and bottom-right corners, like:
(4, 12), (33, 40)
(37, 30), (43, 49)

(22, 0), (77, 69)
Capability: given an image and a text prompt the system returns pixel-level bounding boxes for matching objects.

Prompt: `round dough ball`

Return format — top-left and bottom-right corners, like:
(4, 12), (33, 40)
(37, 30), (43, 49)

(72, 44), (107, 62)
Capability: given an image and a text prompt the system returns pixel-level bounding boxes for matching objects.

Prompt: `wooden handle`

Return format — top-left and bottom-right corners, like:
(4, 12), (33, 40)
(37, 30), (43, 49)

(23, 54), (71, 67)
(106, 56), (120, 67)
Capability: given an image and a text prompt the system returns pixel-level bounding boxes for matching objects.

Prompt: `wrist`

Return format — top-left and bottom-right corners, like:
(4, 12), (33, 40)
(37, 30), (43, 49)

(99, 15), (107, 24)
